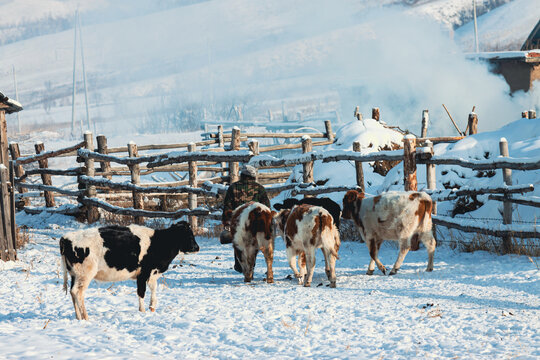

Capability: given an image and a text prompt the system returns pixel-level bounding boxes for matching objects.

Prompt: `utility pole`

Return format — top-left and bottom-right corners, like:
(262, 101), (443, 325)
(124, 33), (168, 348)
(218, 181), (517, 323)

(473, 0), (479, 53)
(78, 13), (93, 133)
(12, 65), (21, 133)
(71, 10), (78, 138)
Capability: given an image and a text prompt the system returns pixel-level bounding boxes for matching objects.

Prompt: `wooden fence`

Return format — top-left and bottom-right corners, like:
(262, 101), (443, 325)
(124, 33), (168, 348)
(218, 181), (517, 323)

(6, 110), (540, 256)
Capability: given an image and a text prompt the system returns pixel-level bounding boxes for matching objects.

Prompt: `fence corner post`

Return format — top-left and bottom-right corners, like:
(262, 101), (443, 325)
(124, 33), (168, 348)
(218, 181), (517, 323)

(188, 142), (198, 231)
(0, 164), (16, 261)
(403, 135), (417, 191)
(352, 141), (365, 192)
(324, 120), (334, 142)
(468, 112), (478, 135)
(499, 137), (513, 254)
(372, 107), (380, 122)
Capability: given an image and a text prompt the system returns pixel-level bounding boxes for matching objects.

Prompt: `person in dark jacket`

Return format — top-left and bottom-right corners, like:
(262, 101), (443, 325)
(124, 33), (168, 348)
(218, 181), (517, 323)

(220, 165), (270, 272)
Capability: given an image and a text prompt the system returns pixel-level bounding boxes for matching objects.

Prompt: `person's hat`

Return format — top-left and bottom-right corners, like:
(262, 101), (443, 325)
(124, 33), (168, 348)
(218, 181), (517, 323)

(240, 165), (257, 178)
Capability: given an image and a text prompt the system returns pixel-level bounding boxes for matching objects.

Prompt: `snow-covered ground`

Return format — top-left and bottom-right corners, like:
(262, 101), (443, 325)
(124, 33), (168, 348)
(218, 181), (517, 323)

(0, 211), (538, 359)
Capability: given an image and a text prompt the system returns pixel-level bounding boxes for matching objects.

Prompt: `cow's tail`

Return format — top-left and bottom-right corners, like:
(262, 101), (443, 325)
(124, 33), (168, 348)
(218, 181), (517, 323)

(59, 238), (68, 295)
(419, 196), (434, 233)
(319, 212), (340, 260)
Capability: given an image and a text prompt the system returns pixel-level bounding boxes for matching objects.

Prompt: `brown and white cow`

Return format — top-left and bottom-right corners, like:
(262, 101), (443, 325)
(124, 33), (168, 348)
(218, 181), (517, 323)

(275, 204), (340, 288)
(230, 202), (276, 283)
(342, 190), (435, 275)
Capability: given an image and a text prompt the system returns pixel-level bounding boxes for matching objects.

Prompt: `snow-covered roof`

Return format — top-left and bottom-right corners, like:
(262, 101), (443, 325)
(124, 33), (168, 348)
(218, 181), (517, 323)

(0, 91), (23, 114)
(466, 50), (540, 62)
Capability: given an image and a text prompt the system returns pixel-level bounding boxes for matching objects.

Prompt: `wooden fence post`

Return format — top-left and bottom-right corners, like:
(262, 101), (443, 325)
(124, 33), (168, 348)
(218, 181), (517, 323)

(467, 113), (478, 135)
(403, 135), (417, 191)
(9, 142), (28, 207)
(35, 142), (55, 207)
(0, 164), (16, 261)
(425, 140), (437, 215)
(372, 107), (380, 122)
(354, 106), (362, 121)
(302, 136), (313, 198)
(529, 110), (537, 119)
(521, 111), (529, 119)
(353, 141), (365, 192)
(188, 143), (198, 231)
(421, 110), (429, 138)
(324, 120), (334, 142)
(0, 110), (8, 168)
(499, 138), (513, 253)
(84, 131), (99, 223)
(128, 141), (144, 225)
(229, 127), (241, 183)
(96, 135), (112, 180)
(248, 140), (259, 156)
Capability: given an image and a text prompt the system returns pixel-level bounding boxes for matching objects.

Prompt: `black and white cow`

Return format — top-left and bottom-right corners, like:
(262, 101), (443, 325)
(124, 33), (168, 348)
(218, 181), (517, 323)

(60, 221), (199, 320)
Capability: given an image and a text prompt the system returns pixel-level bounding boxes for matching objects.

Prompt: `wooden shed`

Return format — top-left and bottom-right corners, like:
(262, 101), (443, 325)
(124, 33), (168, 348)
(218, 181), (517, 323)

(470, 51), (540, 93)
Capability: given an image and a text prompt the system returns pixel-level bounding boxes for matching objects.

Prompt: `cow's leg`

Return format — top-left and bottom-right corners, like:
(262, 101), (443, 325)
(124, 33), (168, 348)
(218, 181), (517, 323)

(390, 239), (410, 275)
(322, 248), (337, 288)
(304, 249), (316, 287)
(286, 247), (301, 281)
(367, 238), (386, 275)
(262, 244), (274, 284)
(69, 275), (83, 320)
(420, 231), (436, 272)
(147, 273), (159, 312)
(73, 275), (92, 320)
(244, 249), (257, 283)
(137, 273), (149, 312)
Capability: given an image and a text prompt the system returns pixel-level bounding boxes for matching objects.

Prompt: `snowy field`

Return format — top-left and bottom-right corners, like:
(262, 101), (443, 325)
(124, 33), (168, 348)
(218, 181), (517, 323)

(0, 212), (538, 359)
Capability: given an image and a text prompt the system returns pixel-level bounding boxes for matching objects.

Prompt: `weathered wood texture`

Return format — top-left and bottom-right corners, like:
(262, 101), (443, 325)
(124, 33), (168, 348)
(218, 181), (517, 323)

(488, 194), (540, 208)
(0, 111), (8, 168)
(421, 110), (429, 138)
(188, 143), (198, 229)
(35, 142), (55, 207)
(433, 215), (540, 239)
(15, 141), (85, 165)
(403, 136), (417, 191)
(9, 142), (28, 206)
(83, 132), (99, 223)
(0, 164), (16, 261)
(468, 113), (478, 135)
(353, 141), (365, 192)
(128, 142), (144, 225)
(500, 138), (513, 253)
(229, 127), (241, 183)
(97, 135), (112, 180)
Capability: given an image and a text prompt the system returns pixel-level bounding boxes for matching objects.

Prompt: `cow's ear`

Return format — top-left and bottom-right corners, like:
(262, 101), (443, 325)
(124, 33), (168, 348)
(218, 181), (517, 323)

(273, 203), (283, 211)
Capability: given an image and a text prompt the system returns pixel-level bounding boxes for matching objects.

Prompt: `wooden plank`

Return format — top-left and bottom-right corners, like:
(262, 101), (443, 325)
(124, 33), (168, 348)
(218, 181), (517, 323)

(9, 142), (28, 208)
(229, 127), (241, 183)
(97, 135), (112, 180)
(9, 161), (17, 255)
(15, 182), (83, 196)
(0, 111), (8, 168)
(418, 156), (540, 171)
(500, 138), (513, 253)
(488, 194), (540, 208)
(15, 141), (86, 165)
(353, 141), (365, 192)
(188, 143), (198, 230)
(433, 215), (540, 239)
(424, 184), (533, 201)
(35, 142), (56, 207)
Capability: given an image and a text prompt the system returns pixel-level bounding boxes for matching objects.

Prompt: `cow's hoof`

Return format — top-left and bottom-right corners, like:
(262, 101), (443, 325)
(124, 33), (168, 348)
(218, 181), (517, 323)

(380, 267), (387, 275)
(244, 278), (252, 283)
(366, 270), (374, 275)
(389, 269), (398, 276)
(329, 281), (336, 288)
(266, 278), (274, 284)
(304, 282), (311, 287)
(150, 307), (155, 312)
(426, 267), (433, 272)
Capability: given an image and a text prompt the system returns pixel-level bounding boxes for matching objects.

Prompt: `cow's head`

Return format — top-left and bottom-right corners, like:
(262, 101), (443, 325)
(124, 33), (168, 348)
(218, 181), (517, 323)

(342, 190), (365, 220)
(171, 221), (199, 253)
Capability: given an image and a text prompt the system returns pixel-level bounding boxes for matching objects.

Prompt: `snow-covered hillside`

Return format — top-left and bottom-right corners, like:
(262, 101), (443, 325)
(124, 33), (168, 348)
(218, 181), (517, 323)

(0, 0), (538, 139)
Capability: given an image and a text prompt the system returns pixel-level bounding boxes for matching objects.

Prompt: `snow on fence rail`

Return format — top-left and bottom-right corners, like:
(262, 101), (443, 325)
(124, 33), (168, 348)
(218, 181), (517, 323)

(6, 118), (540, 253)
